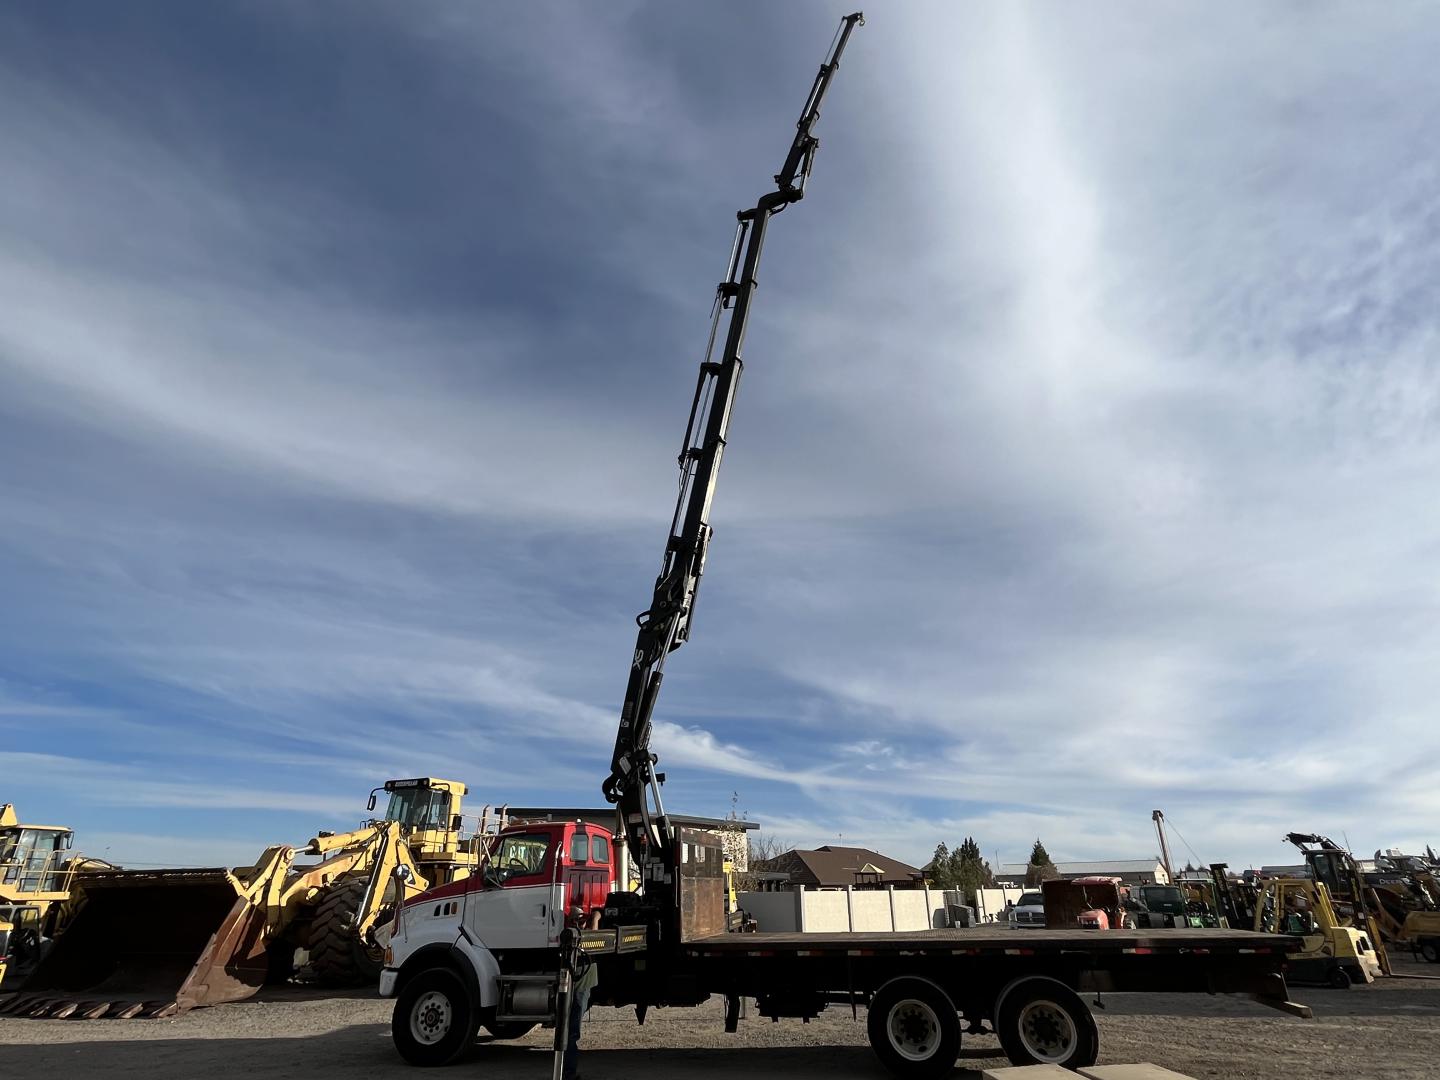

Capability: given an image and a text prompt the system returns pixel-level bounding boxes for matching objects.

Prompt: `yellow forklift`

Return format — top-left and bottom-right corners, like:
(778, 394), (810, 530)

(1210, 860), (1383, 988)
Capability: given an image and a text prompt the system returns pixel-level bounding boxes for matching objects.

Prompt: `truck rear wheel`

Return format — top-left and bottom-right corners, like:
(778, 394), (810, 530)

(1326, 964), (1352, 990)
(1420, 940), (1440, 964)
(309, 879), (383, 986)
(866, 976), (961, 1079)
(393, 967), (476, 1066)
(994, 976), (1099, 1070)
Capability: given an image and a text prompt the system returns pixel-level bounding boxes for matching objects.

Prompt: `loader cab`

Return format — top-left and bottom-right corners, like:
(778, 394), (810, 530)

(371, 778), (474, 870)
(0, 813), (76, 902)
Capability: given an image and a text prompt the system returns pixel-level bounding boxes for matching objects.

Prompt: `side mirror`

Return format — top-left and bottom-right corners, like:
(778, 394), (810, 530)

(367, 792), (378, 812)
(451, 814), (463, 832)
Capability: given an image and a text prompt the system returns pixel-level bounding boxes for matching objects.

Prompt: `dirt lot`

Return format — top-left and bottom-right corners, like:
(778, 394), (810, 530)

(3, 962), (1439, 1079)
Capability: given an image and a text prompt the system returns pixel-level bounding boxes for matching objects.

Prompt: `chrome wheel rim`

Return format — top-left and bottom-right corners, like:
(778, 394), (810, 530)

(887, 997), (941, 1061)
(1017, 999), (1077, 1063)
(410, 989), (453, 1045)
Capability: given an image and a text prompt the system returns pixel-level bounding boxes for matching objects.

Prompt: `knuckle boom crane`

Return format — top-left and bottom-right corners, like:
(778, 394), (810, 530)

(369, 21), (1306, 1074)
(602, 13), (865, 919)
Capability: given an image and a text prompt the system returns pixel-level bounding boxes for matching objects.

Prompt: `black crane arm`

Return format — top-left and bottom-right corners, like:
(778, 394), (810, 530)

(601, 14), (863, 905)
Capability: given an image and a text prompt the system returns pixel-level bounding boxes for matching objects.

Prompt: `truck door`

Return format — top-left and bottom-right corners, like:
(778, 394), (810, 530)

(465, 830), (560, 950)
(561, 827), (609, 920)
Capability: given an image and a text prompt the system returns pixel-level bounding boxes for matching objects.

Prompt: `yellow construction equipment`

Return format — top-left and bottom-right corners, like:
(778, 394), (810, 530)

(0, 778), (478, 1018)
(1, 803), (83, 922)
(0, 904), (41, 989)
(0, 803), (114, 989)
(1252, 876), (1384, 988)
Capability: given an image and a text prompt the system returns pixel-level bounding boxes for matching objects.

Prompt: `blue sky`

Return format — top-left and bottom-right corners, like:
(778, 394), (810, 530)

(3, 2), (1438, 873)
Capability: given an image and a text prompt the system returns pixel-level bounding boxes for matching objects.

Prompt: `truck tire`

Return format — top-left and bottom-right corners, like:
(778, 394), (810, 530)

(393, 967), (476, 1066)
(866, 976), (961, 1079)
(1326, 964), (1352, 990)
(994, 976), (1099, 1070)
(482, 1020), (536, 1040)
(1420, 940), (1440, 964)
(309, 879), (383, 986)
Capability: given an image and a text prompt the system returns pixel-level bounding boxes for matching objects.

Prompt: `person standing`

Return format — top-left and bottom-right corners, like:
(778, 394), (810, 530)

(562, 907), (600, 1080)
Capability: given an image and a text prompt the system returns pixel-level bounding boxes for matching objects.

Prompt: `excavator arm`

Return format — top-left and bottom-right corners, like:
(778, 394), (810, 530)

(602, 13), (863, 908)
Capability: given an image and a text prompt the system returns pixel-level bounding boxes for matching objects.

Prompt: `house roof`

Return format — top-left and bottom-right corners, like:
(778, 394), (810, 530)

(762, 845), (924, 888)
(996, 860), (1164, 877)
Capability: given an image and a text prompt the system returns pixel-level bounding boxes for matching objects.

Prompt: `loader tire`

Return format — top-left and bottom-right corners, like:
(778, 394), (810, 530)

(309, 880), (383, 987)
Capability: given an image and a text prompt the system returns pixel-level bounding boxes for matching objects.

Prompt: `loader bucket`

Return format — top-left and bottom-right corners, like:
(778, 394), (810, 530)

(2, 868), (270, 1018)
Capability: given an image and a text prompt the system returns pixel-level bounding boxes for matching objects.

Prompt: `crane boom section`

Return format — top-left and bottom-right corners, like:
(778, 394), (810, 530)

(602, 14), (863, 909)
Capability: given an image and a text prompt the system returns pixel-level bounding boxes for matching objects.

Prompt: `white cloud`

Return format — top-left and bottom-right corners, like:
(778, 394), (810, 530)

(3, 3), (1438, 874)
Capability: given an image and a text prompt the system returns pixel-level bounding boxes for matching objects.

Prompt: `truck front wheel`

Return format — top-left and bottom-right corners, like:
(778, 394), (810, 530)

(1420, 939), (1440, 964)
(994, 976), (1099, 1070)
(393, 968), (476, 1066)
(866, 977), (961, 1079)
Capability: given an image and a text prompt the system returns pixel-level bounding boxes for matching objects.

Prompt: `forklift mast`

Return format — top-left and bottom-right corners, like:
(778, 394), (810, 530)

(602, 14), (864, 913)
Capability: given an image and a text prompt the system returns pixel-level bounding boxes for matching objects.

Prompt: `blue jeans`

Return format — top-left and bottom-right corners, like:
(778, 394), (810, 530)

(562, 986), (590, 1080)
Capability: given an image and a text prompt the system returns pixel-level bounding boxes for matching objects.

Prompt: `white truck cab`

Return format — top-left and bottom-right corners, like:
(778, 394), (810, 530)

(379, 819), (616, 1066)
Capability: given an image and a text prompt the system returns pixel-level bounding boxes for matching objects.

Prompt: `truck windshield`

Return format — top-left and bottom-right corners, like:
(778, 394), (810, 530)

(384, 788), (449, 830)
(492, 834), (551, 881)
(1017, 893), (1043, 907)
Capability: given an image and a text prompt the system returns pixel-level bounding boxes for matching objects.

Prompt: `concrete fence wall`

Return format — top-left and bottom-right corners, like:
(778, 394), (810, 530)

(804, 889), (850, 931)
(973, 886), (1032, 922)
(737, 891), (800, 932)
(738, 885), (956, 933)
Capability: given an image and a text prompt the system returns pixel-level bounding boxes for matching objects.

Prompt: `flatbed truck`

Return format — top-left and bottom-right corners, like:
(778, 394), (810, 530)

(380, 15), (1308, 1076)
(381, 819), (1304, 1076)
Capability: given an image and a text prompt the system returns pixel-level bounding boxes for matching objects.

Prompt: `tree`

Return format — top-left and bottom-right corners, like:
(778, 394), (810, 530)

(954, 836), (994, 900)
(928, 843), (954, 887)
(926, 836), (993, 902)
(1024, 838), (1058, 888)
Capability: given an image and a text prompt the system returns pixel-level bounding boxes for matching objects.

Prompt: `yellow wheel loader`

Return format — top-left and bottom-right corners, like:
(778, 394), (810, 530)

(0, 778), (477, 1019)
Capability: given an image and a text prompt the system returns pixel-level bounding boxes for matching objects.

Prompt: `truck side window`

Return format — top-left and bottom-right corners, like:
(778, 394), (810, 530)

(569, 833), (589, 864)
(592, 835), (610, 865)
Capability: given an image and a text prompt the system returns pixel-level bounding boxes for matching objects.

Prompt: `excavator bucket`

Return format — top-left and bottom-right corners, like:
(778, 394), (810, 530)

(0, 868), (270, 1019)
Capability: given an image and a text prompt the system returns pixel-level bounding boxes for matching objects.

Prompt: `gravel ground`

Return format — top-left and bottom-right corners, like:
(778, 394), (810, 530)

(2, 961), (1438, 1079)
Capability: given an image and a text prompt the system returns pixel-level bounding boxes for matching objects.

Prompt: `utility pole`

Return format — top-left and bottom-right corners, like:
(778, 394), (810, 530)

(1152, 810), (1174, 882)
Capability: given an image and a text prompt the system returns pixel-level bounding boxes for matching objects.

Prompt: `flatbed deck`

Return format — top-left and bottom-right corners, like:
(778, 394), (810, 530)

(686, 926), (1296, 953)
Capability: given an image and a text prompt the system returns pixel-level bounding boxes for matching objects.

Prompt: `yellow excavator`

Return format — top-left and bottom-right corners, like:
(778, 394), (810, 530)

(0, 778), (478, 1018)
(1362, 852), (1440, 963)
